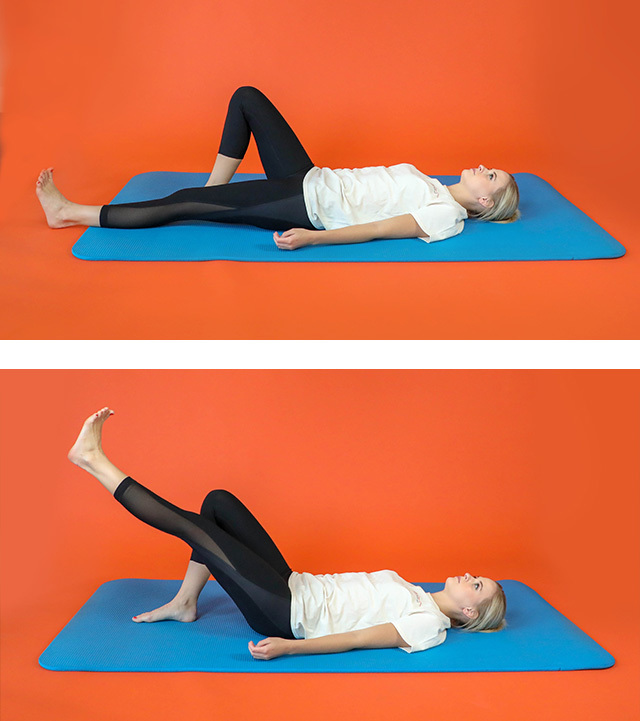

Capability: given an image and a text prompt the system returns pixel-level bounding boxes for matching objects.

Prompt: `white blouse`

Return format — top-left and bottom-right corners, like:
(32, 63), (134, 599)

(288, 569), (451, 654)
(302, 163), (467, 242)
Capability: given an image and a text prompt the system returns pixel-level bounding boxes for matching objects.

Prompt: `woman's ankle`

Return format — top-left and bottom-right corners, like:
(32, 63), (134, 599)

(64, 203), (102, 227)
(174, 594), (198, 608)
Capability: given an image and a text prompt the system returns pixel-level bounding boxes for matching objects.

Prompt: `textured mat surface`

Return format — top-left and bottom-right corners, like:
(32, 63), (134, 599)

(39, 579), (614, 672)
(72, 172), (625, 262)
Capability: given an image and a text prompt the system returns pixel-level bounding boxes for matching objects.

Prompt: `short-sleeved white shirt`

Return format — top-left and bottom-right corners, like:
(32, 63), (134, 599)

(288, 569), (451, 654)
(302, 164), (468, 242)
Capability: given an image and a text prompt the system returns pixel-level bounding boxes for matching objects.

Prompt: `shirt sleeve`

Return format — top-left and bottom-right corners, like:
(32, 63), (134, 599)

(410, 203), (465, 243)
(391, 612), (447, 653)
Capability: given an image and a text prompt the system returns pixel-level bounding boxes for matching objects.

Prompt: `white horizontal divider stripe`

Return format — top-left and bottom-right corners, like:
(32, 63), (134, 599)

(0, 340), (637, 370)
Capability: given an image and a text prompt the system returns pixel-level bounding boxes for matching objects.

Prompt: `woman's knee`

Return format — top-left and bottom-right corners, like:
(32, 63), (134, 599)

(230, 86), (265, 107)
(199, 488), (238, 516)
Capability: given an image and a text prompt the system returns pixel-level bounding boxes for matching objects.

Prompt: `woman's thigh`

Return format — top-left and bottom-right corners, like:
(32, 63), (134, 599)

(220, 86), (315, 179)
(197, 489), (292, 581)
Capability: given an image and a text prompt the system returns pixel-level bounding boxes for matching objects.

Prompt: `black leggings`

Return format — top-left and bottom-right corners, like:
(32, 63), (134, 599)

(99, 86), (316, 231)
(113, 477), (295, 639)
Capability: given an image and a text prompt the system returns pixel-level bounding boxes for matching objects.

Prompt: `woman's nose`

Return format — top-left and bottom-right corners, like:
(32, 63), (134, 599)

(478, 164), (485, 173)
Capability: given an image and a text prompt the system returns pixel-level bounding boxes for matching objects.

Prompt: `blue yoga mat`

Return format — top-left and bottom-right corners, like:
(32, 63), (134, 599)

(39, 579), (614, 672)
(72, 172), (625, 262)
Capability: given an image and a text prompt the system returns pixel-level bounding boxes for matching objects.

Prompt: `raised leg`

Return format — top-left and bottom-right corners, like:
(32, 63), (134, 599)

(69, 408), (209, 623)
(208, 86), (314, 183)
(69, 408), (295, 639)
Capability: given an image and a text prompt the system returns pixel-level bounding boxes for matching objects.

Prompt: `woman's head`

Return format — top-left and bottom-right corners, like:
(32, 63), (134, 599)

(442, 573), (507, 632)
(459, 165), (520, 223)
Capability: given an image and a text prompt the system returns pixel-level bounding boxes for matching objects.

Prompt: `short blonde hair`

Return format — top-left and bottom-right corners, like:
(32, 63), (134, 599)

(471, 173), (521, 224)
(453, 581), (507, 633)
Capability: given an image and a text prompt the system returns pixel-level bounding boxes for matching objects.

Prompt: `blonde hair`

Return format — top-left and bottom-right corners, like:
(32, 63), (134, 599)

(453, 581), (507, 633)
(470, 173), (521, 224)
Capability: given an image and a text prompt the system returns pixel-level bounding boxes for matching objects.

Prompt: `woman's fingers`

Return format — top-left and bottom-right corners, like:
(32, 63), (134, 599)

(274, 228), (311, 250)
(249, 640), (268, 659)
(248, 638), (282, 660)
(273, 231), (293, 250)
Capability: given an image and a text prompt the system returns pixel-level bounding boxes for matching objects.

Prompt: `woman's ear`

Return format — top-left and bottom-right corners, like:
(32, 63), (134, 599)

(478, 196), (495, 209)
(462, 606), (479, 620)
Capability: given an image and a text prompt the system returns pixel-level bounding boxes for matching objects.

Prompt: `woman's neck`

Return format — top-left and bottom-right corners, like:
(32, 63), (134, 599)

(430, 590), (459, 623)
(445, 181), (472, 212)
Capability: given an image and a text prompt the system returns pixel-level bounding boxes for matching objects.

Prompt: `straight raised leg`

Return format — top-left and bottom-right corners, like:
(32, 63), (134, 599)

(68, 407), (211, 623)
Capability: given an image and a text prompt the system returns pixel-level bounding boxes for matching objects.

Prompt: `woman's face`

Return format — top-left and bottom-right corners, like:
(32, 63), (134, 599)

(460, 165), (510, 206)
(444, 572), (498, 615)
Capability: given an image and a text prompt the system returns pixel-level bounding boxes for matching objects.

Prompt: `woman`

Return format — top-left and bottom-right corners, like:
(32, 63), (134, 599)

(37, 87), (520, 251)
(68, 408), (506, 660)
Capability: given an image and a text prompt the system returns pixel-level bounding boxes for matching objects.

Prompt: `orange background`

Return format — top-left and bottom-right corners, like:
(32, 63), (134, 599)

(1, 370), (638, 719)
(1, 0), (639, 338)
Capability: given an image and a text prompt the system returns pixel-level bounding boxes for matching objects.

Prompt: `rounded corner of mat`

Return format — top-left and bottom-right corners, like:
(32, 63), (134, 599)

(71, 246), (90, 260)
(38, 653), (56, 671)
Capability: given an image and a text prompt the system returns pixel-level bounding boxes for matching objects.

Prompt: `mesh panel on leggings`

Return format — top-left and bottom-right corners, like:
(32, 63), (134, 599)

(99, 173), (315, 231)
(113, 477), (294, 638)
(101, 202), (235, 230)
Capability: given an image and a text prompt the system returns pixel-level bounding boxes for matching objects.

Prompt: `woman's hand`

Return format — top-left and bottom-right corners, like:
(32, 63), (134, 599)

(273, 228), (315, 250)
(248, 637), (293, 660)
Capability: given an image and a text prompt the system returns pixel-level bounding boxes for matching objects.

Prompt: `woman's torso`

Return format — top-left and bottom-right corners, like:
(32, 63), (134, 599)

(288, 569), (444, 639)
(302, 163), (467, 241)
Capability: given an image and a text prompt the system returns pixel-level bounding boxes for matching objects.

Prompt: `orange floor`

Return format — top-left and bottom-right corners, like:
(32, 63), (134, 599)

(2, 370), (639, 720)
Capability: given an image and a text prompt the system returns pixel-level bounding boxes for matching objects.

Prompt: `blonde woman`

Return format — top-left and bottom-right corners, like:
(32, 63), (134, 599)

(37, 86), (520, 251)
(68, 407), (507, 660)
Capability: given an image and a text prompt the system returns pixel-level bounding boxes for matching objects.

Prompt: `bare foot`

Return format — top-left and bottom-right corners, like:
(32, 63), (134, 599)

(35, 168), (76, 228)
(133, 598), (197, 623)
(68, 407), (114, 470)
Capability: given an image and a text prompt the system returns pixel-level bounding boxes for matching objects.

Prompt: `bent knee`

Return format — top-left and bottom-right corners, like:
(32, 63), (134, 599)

(231, 86), (265, 105)
(199, 488), (237, 515)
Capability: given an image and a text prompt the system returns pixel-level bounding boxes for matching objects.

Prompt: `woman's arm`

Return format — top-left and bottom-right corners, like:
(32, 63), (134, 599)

(273, 214), (425, 250)
(248, 623), (409, 660)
